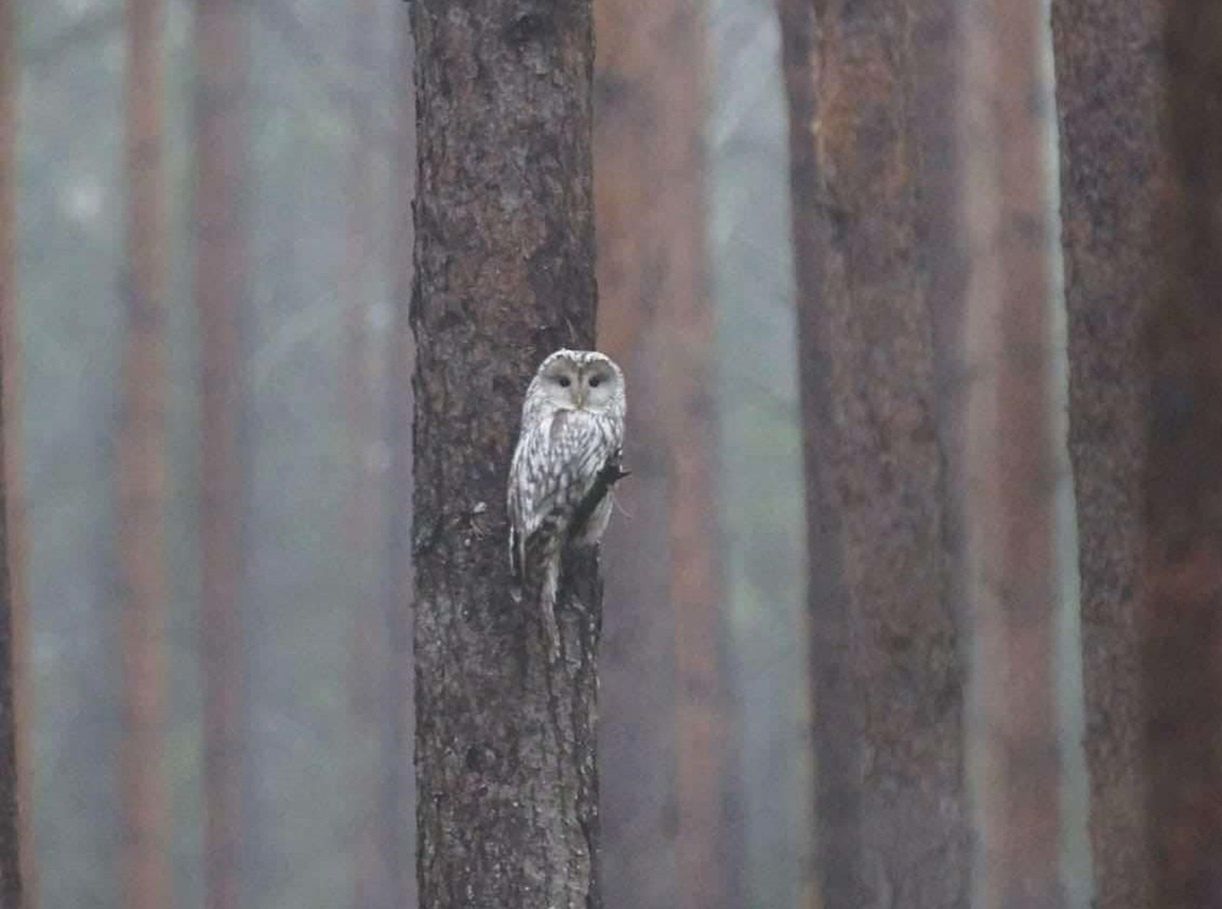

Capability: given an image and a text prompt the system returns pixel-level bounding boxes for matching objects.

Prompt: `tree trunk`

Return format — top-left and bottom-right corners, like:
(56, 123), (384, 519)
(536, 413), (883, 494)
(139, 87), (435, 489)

(342, 1), (394, 905)
(780, 0), (972, 903)
(590, 15), (677, 908)
(195, 2), (250, 907)
(1050, 1), (1163, 902)
(410, 2), (602, 907)
(592, 0), (736, 905)
(120, 0), (171, 906)
(383, 11), (417, 906)
(1054, 2), (1222, 904)
(958, 0), (1068, 903)
(0, 1), (25, 900)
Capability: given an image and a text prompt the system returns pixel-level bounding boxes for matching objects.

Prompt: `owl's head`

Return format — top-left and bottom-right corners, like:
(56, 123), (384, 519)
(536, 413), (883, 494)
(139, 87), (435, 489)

(528, 349), (625, 416)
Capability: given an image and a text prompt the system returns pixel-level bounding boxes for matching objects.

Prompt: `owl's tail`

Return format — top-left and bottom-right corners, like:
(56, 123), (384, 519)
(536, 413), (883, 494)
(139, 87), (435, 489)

(540, 553), (561, 661)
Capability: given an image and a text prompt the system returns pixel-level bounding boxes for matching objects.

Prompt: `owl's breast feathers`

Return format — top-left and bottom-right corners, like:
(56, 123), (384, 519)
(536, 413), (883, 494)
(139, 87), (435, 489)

(508, 407), (621, 582)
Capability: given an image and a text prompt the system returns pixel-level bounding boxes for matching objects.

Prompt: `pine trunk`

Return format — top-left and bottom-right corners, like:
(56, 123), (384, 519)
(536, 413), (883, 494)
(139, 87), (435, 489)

(958, 0), (1067, 902)
(120, 0), (170, 906)
(410, 2), (602, 906)
(779, 0), (972, 903)
(1051, 0), (1163, 903)
(1054, 1), (1222, 904)
(195, 2), (250, 907)
(592, 0), (735, 905)
(0, 0), (25, 899)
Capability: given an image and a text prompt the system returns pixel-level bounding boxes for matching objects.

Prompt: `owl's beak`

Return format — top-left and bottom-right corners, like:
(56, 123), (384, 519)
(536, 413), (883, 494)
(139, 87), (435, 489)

(574, 389), (587, 409)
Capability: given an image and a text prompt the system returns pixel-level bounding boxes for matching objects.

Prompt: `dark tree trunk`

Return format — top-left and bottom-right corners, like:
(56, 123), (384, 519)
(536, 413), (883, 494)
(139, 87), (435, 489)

(780, 0), (972, 904)
(1051, 2), (1163, 902)
(1054, 2), (1222, 905)
(0, 1), (25, 901)
(410, 2), (602, 907)
(592, 0), (736, 906)
(194, 2), (250, 908)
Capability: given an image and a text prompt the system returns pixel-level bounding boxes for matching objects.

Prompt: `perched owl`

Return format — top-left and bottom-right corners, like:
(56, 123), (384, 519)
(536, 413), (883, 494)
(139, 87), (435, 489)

(508, 349), (627, 656)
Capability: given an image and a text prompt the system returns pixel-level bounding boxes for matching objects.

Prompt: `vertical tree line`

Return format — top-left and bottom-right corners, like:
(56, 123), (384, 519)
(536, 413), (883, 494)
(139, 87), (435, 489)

(779, 0), (972, 901)
(194, 1), (250, 907)
(341, 0), (387, 906)
(958, 0), (1067, 901)
(0, 0), (25, 901)
(780, 0), (1073, 903)
(592, 0), (737, 905)
(382, 7), (417, 908)
(119, 0), (170, 905)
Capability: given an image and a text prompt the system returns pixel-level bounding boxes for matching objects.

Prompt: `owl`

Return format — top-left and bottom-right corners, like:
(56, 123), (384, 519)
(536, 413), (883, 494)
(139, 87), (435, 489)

(508, 349), (627, 657)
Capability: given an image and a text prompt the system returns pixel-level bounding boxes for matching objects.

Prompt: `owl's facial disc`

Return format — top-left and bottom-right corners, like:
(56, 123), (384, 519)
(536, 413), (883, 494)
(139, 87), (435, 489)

(580, 363), (616, 411)
(542, 358), (582, 409)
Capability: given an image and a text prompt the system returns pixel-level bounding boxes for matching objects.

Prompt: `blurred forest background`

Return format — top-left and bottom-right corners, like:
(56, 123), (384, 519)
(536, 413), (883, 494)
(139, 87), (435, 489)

(6, 0), (1222, 907)
(5, 0), (808, 907)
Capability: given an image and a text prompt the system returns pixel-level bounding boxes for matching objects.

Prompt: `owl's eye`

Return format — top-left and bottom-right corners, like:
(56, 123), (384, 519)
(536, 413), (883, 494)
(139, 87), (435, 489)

(557, 376), (571, 388)
(588, 376), (602, 388)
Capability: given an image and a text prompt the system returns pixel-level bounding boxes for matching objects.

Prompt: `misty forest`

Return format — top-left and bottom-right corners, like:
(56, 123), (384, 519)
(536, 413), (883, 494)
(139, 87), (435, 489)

(0, 0), (1219, 907)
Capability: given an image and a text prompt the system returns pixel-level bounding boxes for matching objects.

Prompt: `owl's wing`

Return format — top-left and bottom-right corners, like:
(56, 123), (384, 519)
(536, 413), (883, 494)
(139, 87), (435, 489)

(507, 439), (528, 582)
(508, 416), (554, 581)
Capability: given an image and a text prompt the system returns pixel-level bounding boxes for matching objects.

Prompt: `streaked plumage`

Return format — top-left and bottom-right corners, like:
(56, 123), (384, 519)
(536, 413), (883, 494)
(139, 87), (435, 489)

(508, 349), (626, 655)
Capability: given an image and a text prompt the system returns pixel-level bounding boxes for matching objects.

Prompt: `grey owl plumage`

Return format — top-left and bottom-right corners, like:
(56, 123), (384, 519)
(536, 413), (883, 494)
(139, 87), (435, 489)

(508, 349), (626, 656)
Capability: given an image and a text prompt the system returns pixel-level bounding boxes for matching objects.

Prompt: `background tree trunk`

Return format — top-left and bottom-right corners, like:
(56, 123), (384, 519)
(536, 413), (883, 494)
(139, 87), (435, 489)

(780, 0), (972, 903)
(593, 0), (737, 906)
(958, 0), (1069, 902)
(119, 0), (170, 907)
(341, 0), (394, 905)
(1056, 2), (1222, 904)
(195, 2), (250, 907)
(410, 2), (602, 906)
(0, 0), (25, 900)
(383, 11), (417, 906)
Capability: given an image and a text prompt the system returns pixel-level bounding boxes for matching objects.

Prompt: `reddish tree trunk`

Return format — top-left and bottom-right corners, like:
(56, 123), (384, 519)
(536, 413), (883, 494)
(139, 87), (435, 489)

(0, 1), (27, 900)
(958, 0), (1066, 902)
(593, 0), (736, 906)
(119, 0), (171, 907)
(195, 2), (250, 907)
(779, 0), (972, 903)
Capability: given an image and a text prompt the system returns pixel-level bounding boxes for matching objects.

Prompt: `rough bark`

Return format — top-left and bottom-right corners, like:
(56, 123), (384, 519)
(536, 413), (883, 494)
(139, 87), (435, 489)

(0, 2), (24, 901)
(120, 0), (171, 905)
(1050, 2), (1163, 903)
(1146, 13), (1222, 897)
(1051, 2), (1222, 905)
(410, 2), (603, 907)
(958, 0), (1067, 904)
(195, 2), (250, 907)
(1056, 2), (1222, 905)
(779, 0), (972, 904)
(592, 0), (736, 906)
